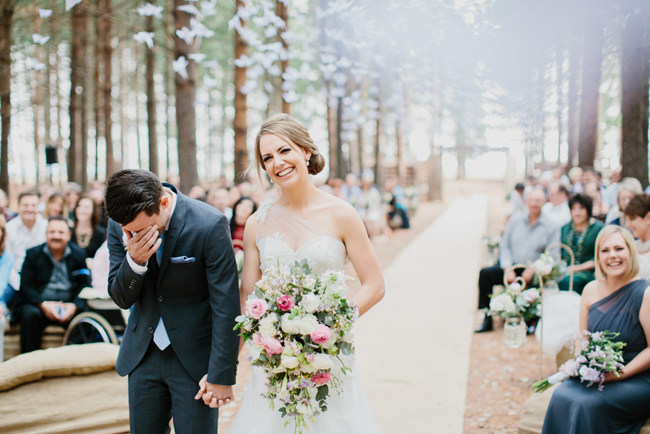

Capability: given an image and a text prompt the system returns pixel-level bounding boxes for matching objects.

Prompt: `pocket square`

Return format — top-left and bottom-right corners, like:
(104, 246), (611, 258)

(170, 256), (196, 264)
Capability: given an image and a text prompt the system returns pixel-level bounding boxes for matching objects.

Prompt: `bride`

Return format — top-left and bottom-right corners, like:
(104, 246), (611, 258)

(221, 113), (384, 432)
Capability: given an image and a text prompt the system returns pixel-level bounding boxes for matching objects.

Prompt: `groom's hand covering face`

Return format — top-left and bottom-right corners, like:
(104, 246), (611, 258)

(122, 225), (162, 266)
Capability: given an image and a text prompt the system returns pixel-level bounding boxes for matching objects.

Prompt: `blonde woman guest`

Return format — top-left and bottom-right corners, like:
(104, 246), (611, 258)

(606, 177), (643, 225)
(624, 194), (650, 280)
(42, 192), (68, 220)
(542, 226), (650, 434)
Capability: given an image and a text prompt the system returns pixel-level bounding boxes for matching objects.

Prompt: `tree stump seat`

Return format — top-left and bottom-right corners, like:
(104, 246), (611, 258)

(3, 321), (66, 361)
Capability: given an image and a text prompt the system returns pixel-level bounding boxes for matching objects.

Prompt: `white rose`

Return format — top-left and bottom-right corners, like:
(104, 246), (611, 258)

(246, 341), (263, 360)
(311, 354), (334, 370)
(303, 276), (317, 290)
(341, 329), (355, 343)
(301, 293), (321, 313)
(298, 315), (319, 335)
(272, 365), (287, 374)
(260, 312), (278, 327)
(300, 362), (317, 373)
(259, 322), (277, 338)
(281, 356), (300, 369)
(321, 332), (338, 350)
(281, 314), (301, 335)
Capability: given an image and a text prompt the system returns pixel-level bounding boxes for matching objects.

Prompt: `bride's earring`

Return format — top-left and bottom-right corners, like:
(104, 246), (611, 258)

(306, 157), (310, 166)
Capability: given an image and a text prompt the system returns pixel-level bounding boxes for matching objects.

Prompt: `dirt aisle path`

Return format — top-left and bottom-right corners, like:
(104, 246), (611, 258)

(356, 193), (488, 433)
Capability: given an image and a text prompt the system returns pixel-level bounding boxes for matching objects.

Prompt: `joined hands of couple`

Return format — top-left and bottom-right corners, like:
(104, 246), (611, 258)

(195, 375), (233, 408)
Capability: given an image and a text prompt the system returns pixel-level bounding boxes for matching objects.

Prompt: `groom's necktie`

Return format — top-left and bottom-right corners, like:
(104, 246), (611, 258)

(153, 231), (171, 351)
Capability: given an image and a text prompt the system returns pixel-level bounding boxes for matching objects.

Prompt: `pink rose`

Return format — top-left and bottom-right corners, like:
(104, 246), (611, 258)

(246, 299), (268, 320)
(252, 332), (262, 346)
(311, 372), (331, 385)
(310, 324), (332, 345)
(261, 337), (284, 355)
(277, 295), (296, 312)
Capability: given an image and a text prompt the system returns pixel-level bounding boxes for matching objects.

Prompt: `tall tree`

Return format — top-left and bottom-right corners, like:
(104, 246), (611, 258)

(233, 0), (249, 184)
(69, 1), (86, 184)
(567, 31), (580, 168)
(620, 1), (650, 186)
(93, 6), (102, 181)
(33, 11), (43, 187)
(146, 0), (158, 175)
(276, 0), (290, 114)
(0, 0), (12, 192)
(80, 3), (90, 189)
(103, 0), (114, 178)
(577, 10), (604, 168)
(556, 42), (564, 162)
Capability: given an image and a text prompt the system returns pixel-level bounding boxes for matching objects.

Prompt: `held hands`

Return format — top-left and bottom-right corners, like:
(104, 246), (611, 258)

(123, 226), (162, 266)
(41, 301), (77, 324)
(521, 268), (535, 284)
(195, 374), (233, 408)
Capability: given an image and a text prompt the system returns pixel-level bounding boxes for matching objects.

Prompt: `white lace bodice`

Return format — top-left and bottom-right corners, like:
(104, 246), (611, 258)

(255, 201), (347, 274)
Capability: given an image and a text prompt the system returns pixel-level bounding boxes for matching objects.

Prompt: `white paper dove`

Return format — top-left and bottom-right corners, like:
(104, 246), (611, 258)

(176, 26), (196, 45)
(133, 32), (155, 49)
(233, 54), (253, 68)
(173, 56), (189, 80)
(32, 34), (51, 45)
(190, 18), (214, 38)
(38, 9), (52, 18)
(137, 4), (164, 18)
(239, 80), (257, 95)
(201, 0), (217, 16)
(65, 0), (82, 11)
(26, 57), (46, 71)
(177, 4), (199, 15)
(188, 53), (206, 63)
(202, 75), (219, 89)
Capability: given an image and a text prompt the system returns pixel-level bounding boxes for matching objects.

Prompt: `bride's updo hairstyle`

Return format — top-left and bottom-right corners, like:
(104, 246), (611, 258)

(254, 114), (326, 178)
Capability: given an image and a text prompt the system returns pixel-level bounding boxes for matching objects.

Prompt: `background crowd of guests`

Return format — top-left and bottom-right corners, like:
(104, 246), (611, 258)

(477, 166), (650, 333)
(0, 168), (417, 359)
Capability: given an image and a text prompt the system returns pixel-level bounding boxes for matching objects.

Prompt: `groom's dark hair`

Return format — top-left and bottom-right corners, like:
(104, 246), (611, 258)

(105, 169), (164, 225)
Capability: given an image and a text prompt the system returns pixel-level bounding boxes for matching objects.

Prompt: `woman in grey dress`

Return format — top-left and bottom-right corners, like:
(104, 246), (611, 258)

(542, 225), (650, 434)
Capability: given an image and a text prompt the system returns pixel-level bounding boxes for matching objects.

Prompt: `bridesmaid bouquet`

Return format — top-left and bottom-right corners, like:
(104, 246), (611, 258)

(532, 330), (626, 392)
(531, 253), (567, 283)
(489, 282), (541, 321)
(234, 259), (358, 433)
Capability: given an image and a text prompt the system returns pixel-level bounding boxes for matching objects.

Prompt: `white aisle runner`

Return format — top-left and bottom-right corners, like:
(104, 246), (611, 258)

(355, 195), (487, 433)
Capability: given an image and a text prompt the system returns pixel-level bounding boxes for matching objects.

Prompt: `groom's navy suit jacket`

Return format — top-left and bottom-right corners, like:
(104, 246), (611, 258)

(107, 185), (240, 385)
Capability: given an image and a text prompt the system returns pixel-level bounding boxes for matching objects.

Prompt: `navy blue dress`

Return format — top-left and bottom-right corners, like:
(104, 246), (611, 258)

(542, 279), (650, 434)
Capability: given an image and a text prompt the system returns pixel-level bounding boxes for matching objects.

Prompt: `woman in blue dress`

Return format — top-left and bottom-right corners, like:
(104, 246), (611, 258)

(542, 225), (650, 434)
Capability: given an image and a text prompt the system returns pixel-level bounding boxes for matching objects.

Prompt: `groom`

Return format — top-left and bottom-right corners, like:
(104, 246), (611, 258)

(105, 169), (240, 433)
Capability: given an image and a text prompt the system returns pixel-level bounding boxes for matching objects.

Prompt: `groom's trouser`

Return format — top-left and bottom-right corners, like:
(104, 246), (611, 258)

(129, 341), (219, 434)
(478, 265), (524, 309)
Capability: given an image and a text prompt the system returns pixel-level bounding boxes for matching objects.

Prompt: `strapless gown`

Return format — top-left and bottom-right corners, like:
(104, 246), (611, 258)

(228, 201), (382, 433)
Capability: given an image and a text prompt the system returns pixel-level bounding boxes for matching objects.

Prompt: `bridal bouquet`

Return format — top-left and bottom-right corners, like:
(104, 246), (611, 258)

(532, 330), (626, 392)
(489, 282), (541, 321)
(531, 253), (567, 284)
(234, 259), (357, 433)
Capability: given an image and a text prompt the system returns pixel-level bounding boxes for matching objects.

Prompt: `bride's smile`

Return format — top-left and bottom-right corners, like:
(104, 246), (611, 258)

(259, 133), (311, 186)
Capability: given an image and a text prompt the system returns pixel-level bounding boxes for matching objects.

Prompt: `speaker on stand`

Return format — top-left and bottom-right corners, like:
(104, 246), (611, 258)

(45, 145), (58, 186)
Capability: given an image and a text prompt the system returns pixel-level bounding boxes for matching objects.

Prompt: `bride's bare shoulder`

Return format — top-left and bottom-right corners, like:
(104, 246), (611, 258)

(316, 191), (358, 220)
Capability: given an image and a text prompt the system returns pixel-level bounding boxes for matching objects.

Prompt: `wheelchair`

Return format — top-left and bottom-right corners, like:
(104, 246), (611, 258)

(62, 288), (128, 346)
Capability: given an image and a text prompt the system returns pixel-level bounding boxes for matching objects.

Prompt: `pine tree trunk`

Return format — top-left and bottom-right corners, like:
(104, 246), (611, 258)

(33, 11), (43, 187)
(396, 120), (403, 181)
(277, 0), (290, 114)
(134, 44), (143, 168)
(620, 0), (650, 187)
(69, 1), (84, 183)
(0, 0), (12, 193)
(119, 41), (127, 169)
(93, 7), (102, 181)
(373, 97), (381, 186)
(233, 0), (249, 184)
(567, 32), (580, 169)
(165, 43), (173, 177)
(80, 3), (90, 189)
(146, 4), (158, 176)
(556, 43), (564, 162)
(336, 97), (345, 178)
(51, 0), (62, 150)
(103, 0), (113, 179)
(44, 38), (52, 149)
(577, 12), (604, 169)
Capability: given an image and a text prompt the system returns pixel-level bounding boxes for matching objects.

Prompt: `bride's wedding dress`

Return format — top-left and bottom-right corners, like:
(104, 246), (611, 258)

(228, 201), (382, 434)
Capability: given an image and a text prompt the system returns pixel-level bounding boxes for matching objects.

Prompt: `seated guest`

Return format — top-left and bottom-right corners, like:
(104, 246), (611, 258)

(207, 186), (233, 219)
(0, 216), (15, 362)
(188, 185), (207, 201)
(64, 183), (82, 222)
(508, 183), (526, 217)
(606, 177), (643, 225)
(557, 194), (603, 294)
(386, 194), (410, 230)
(42, 192), (68, 220)
(475, 189), (560, 333)
(70, 195), (107, 259)
(11, 216), (90, 353)
(0, 189), (15, 222)
(230, 197), (257, 251)
(541, 181), (572, 227)
(6, 191), (48, 304)
(623, 194), (650, 280)
(541, 226), (650, 434)
(584, 182), (609, 222)
(356, 170), (383, 239)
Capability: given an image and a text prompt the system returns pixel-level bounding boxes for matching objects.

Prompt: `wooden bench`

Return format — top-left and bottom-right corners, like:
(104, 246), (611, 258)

(4, 322), (66, 361)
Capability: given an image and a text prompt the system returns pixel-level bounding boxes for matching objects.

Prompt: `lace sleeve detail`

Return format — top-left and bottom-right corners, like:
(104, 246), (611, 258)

(255, 200), (273, 222)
